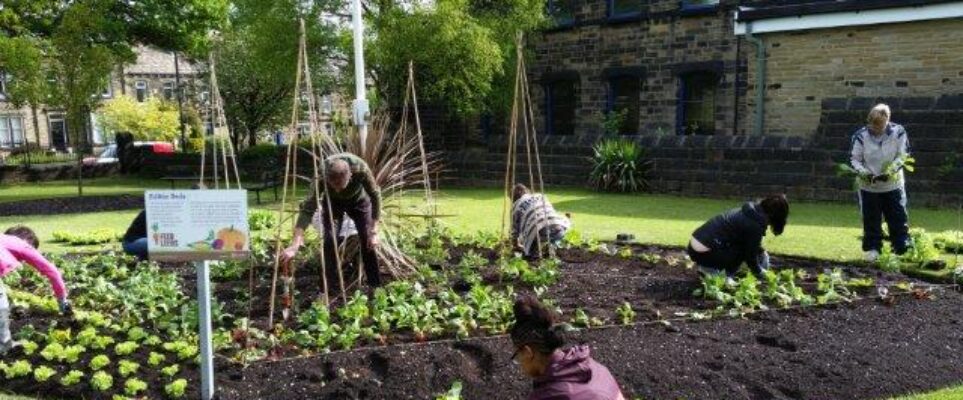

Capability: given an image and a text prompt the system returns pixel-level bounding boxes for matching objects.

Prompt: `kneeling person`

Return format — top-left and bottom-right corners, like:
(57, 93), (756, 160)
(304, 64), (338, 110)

(687, 194), (789, 277)
(282, 153), (382, 287)
(512, 184), (571, 257)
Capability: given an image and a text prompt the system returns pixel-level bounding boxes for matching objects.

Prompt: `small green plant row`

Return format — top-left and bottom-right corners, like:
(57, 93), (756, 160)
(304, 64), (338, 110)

(219, 280), (520, 363)
(52, 229), (122, 245)
(874, 228), (956, 273)
(1, 358), (188, 398)
(694, 268), (868, 316)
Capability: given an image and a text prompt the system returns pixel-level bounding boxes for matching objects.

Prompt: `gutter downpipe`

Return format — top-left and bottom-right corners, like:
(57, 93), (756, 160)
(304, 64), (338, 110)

(745, 21), (765, 136)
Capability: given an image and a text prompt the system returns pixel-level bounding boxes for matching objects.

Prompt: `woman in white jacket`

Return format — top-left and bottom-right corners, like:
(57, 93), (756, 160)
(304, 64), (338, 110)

(850, 103), (912, 261)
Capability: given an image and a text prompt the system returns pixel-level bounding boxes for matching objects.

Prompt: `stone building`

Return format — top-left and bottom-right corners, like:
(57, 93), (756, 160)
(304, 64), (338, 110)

(0, 45), (203, 154)
(437, 0), (963, 206)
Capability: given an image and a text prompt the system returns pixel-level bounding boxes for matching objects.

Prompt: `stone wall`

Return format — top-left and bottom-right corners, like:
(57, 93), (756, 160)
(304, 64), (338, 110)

(747, 18), (963, 137)
(439, 95), (963, 208)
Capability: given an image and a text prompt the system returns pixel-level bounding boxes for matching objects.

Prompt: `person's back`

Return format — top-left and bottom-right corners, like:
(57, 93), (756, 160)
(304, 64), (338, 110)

(511, 187), (571, 256)
(530, 345), (624, 400)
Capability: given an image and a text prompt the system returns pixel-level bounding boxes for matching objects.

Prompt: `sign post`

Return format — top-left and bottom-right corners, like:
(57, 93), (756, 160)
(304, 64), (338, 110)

(146, 190), (250, 400)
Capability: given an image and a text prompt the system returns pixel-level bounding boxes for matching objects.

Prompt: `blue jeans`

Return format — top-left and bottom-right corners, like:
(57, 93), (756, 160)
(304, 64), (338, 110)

(122, 238), (149, 260)
(859, 188), (911, 254)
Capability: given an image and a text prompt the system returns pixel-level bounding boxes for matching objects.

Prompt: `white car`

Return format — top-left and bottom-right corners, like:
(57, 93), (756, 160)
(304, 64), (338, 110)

(83, 144), (119, 165)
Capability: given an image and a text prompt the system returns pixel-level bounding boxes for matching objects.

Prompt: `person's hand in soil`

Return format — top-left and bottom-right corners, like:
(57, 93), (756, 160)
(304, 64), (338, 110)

(58, 297), (72, 317)
(281, 228), (305, 264)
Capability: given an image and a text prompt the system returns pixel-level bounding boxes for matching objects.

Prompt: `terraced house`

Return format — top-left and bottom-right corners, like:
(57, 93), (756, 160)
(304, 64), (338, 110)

(443, 0), (963, 206)
(0, 46), (203, 154)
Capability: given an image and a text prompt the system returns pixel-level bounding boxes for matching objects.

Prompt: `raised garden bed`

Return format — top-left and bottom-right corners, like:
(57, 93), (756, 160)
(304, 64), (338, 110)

(3, 235), (961, 400)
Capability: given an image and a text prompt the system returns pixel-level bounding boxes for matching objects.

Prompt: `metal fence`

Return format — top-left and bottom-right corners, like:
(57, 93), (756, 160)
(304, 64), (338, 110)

(2, 146), (80, 167)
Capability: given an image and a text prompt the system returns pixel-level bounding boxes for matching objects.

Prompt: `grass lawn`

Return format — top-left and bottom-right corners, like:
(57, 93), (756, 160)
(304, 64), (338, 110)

(0, 177), (169, 203)
(1, 179), (962, 398)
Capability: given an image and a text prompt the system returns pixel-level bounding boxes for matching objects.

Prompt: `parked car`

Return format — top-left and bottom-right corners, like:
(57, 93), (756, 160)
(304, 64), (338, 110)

(83, 142), (174, 166)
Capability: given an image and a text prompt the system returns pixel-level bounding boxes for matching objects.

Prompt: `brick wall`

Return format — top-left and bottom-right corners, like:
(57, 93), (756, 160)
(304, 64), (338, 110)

(747, 18), (963, 137)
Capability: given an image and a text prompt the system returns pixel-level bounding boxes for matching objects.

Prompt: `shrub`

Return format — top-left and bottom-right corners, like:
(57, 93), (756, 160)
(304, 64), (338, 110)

(589, 138), (651, 193)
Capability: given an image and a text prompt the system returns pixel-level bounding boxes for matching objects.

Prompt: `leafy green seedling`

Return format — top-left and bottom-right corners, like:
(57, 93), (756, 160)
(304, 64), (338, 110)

(91, 371), (113, 391)
(118, 360), (140, 377)
(89, 354), (111, 371)
(20, 340), (39, 355)
(127, 327), (149, 342)
(148, 352), (167, 366)
(115, 341), (139, 356)
(33, 365), (56, 382)
(616, 302), (636, 325)
(165, 379), (188, 398)
(161, 364), (180, 378)
(40, 343), (65, 361)
(435, 381), (463, 400)
(60, 370), (84, 386)
(125, 377), (148, 396)
(144, 335), (163, 346)
(4, 360), (32, 379)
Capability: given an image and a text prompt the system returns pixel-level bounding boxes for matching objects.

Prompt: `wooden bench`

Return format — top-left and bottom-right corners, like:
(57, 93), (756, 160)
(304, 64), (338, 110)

(247, 171), (280, 204)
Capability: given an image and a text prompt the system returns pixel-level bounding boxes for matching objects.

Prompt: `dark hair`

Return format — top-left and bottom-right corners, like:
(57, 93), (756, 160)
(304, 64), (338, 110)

(512, 184), (530, 203)
(510, 296), (564, 354)
(5, 225), (39, 248)
(325, 158), (351, 181)
(759, 194), (789, 236)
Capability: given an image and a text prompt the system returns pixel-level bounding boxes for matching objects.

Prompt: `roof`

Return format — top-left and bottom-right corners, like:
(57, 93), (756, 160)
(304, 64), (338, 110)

(737, 0), (962, 21)
(124, 45), (200, 76)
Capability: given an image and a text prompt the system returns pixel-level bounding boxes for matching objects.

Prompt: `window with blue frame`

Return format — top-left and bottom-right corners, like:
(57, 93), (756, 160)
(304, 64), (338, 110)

(547, 0), (575, 26)
(678, 72), (718, 135)
(545, 80), (577, 136)
(608, 0), (640, 19)
(607, 76), (640, 135)
(681, 0), (719, 11)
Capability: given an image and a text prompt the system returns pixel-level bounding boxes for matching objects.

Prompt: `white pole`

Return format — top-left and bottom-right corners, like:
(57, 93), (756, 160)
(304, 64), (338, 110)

(196, 260), (215, 400)
(351, 0), (369, 154)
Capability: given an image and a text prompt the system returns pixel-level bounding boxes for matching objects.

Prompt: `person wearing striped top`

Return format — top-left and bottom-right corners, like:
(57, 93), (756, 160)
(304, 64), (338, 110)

(511, 184), (571, 257)
(850, 104), (912, 262)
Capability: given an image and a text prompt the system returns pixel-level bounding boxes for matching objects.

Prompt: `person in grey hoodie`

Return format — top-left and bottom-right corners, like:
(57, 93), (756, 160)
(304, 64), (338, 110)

(510, 296), (625, 400)
(850, 104), (912, 262)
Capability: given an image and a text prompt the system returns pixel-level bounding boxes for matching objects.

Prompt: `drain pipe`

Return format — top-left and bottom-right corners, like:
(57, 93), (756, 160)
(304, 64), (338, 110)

(745, 22), (766, 136)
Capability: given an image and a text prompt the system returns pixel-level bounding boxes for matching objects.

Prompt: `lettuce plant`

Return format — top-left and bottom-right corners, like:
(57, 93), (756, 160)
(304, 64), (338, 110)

(148, 352), (167, 367)
(115, 341), (139, 356)
(91, 371), (113, 391)
(89, 354), (111, 371)
(118, 360), (140, 377)
(161, 364), (180, 378)
(125, 377), (148, 396)
(60, 370), (84, 386)
(33, 365), (56, 382)
(165, 379), (188, 398)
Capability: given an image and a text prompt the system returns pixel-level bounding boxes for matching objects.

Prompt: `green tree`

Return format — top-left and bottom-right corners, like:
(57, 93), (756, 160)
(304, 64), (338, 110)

(358, 0), (547, 117)
(216, 0), (341, 149)
(0, 0), (228, 195)
(97, 95), (180, 142)
(0, 35), (50, 147)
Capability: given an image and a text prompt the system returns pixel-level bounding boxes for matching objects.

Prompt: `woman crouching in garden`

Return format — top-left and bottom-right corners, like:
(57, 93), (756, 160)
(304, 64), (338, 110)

(510, 296), (625, 400)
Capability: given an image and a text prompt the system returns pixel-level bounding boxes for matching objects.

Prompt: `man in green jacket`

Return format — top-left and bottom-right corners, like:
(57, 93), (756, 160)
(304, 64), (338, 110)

(281, 153), (382, 287)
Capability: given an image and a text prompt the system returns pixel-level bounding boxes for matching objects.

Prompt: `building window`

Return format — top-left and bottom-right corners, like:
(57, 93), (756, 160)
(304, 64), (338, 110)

(162, 82), (175, 101)
(607, 76), (641, 135)
(101, 82), (113, 99)
(135, 80), (149, 102)
(200, 91), (210, 105)
(608, 0), (640, 19)
(0, 115), (25, 148)
(547, 0), (575, 26)
(321, 95), (333, 115)
(681, 0), (719, 11)
(679, 72), (718, 135)
(545, 79), (577, 136)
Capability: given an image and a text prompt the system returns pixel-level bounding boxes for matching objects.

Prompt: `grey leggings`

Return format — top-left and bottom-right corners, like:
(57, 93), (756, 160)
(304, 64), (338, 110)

(0, 282), (10, 352)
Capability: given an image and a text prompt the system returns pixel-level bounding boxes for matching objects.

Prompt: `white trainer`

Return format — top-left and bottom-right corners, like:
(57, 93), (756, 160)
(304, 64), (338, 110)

(865, 250), (880, 263)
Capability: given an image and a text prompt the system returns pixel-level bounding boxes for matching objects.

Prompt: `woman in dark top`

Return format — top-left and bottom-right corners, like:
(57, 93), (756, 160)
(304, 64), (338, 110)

(511, 296), (625, 400)
(687, 194), (789, 277)
(122, 210), (148, 260)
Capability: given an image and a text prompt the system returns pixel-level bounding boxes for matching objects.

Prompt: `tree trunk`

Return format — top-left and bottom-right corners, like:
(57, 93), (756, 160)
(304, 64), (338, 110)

(68, 110), (88, 197)
(247, 123), (259, 148)
(30, 105), (42, 148)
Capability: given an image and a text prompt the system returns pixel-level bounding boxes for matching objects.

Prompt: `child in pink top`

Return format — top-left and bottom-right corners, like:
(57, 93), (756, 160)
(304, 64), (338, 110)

(0, 226), (70, 354)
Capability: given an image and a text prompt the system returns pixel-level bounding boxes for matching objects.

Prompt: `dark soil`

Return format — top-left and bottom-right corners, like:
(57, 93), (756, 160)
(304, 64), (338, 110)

(6, 244), (962, 399)
(217, 290), (963, 400)
(0, 194), (143, 216)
